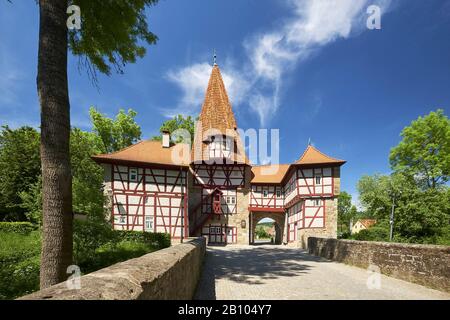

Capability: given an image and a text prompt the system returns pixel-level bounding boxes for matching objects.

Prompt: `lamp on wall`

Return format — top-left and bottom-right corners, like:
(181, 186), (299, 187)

(241, 220), (246, 229)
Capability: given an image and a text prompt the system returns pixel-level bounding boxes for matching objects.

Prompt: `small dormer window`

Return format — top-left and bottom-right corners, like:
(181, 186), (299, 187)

(129, 168), (138, 182)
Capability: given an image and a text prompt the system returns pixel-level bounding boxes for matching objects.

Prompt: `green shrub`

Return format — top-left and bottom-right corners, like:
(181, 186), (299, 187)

(114, 230), (171, 249)
(351, 224), (390, 242)
(73, 220), (116, 263)
(0, 222), (36, 235)
(79, 241), (155, 274)
(0, 231), (40, 300)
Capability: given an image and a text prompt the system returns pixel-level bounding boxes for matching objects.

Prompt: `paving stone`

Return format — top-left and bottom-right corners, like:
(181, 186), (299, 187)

(194, 245), (450, 300)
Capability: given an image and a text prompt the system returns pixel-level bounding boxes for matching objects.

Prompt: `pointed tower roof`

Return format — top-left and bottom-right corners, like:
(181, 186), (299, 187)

(197, 65), (237, 134)
(295, 145), (346, 165)
(192, 64), (248, 164)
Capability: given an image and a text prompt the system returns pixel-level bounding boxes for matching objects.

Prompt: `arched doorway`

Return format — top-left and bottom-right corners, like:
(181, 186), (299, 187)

(250, 212), (285, 245)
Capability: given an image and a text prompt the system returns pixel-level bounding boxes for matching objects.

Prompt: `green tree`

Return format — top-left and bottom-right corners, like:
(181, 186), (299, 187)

(337, 191), (352, 234)
(70, 128), (105, 221)
(394, 187), (449, 242)
(390, 109), (450, 189)
(19, 177), (43, 225)
(90, 107), (142, 153)
(151, 115), (196, 144)
(357, 172), (449, 243)
(0, 126), (40, 221)
(33, 0), (159, 288)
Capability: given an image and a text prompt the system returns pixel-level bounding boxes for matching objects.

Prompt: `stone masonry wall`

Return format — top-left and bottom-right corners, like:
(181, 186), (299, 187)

(19, 238), (206, 300)
(308, 237), (450, 292)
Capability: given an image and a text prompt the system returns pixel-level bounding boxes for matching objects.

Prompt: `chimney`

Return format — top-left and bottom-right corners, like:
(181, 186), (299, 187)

(162, 130), (170, 148)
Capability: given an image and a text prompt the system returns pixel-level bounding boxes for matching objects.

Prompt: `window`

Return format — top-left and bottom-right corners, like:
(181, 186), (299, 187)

(210, 226), (222, 234)
(276, 190), (281, 198)
(226, 196), (231, 204)
(129, 168), (138, 182)
(315, 174), (322, 185)
(144, 216), (153, 231)
(313, 199), (321, 206)
(223, 140), (229, 151)
(231, 197), (236, 204)
(263, 190), (268, 198)
(119, 215), (126, 224)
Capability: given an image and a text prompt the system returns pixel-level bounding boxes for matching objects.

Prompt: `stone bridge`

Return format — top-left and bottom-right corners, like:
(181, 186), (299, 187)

(20, 237), (450, 300)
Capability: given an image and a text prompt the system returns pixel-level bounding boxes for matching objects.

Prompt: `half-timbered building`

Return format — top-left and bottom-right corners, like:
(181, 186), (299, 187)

(92, 62), (346, 248)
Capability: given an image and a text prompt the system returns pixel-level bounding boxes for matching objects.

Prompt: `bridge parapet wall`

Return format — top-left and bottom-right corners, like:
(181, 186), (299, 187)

(19, 237), (206, 300)
(308, 237), (450, 292)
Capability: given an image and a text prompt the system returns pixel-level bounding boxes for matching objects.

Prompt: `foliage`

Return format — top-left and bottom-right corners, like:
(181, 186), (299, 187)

(115, 230), (171, 248)
(393, 187), (449, 241)
(0, 222), (36, 235)
(151, 115), (196, 144)
(350, 220), (390, 242)
(337, 191), (355, 233)
(73, 220), (170, 273)
(357, 172), (449, 244)
(70, 128), (105, 221)
(0, 231), (41, 299)
(80, 241), (156, 274)
(90, 107), (142, 153)
(19, 176), (42, 225)
(73, 219), (116, 263)
(255, 225), (271, 239)
(0, 224), (169, 299)
(0, 126), (40, 221)
(68, 0), (159, 78)
(390, 109), (450, 189)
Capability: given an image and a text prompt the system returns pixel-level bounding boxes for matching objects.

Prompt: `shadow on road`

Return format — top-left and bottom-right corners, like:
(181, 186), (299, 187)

(194, 246), (329, 300)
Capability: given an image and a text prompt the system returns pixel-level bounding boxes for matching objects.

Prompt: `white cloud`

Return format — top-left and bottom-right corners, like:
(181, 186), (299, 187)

(244, 0), (392, 125)
(164, 62), (250, 117)
(165, 0), (392, 124)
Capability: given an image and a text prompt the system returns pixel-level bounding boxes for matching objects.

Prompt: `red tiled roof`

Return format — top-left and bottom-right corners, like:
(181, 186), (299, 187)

(295, 145), (346, 165)
(251, 164), (290, 184)
(192, 65), (248, 164)
(92, 140), (190, 167)
(358, 219), (377, 229)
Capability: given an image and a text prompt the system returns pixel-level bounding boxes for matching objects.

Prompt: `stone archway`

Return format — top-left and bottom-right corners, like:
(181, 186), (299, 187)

(250, 212), (285, 245)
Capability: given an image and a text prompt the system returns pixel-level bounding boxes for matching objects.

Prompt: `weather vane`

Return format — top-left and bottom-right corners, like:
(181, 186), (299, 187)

(213, 49), (217, 66)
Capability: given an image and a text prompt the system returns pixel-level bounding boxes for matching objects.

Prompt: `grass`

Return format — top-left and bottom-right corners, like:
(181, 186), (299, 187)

(0, 230), (162, 300)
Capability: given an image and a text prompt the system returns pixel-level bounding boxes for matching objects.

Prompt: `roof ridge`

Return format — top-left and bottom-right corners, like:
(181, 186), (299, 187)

(309, 145), (345, 162)
(296, 145), (345, 163)
(95, 140), (147, 157)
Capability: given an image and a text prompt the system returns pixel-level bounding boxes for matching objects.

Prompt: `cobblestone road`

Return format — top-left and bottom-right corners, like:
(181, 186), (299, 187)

(194, 245), (450, 300)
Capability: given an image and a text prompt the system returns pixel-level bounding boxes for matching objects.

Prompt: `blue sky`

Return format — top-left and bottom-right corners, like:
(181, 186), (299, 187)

(0, 0), (449, 205)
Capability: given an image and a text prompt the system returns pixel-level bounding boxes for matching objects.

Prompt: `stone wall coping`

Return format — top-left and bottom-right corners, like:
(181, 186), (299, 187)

(308, 236), (450, 251)
(311, 237), (450, 251)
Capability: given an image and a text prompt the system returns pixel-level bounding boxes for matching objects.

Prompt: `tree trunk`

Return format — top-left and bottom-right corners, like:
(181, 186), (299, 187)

(38, 0), (72, 289)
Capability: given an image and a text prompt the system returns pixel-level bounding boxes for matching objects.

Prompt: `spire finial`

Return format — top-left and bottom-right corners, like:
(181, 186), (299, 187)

(213, 49), (217, 66)
(308, 138), (312, 146)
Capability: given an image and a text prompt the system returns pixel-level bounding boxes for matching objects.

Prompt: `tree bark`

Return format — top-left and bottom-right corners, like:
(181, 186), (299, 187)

(38, 0), (72, 289)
